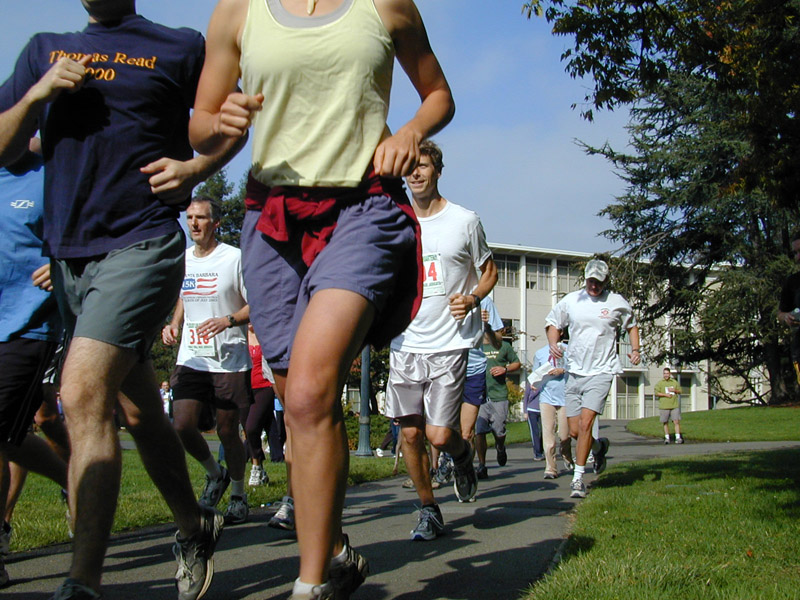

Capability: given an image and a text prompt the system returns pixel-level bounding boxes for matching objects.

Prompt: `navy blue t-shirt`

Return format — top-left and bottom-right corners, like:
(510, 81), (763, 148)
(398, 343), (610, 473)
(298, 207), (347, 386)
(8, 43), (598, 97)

(0, 15), (204, 258)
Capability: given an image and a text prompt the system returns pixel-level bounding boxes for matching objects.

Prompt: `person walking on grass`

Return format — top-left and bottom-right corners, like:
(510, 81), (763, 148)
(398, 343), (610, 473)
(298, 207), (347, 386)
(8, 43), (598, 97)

(655, 367), (684, 444)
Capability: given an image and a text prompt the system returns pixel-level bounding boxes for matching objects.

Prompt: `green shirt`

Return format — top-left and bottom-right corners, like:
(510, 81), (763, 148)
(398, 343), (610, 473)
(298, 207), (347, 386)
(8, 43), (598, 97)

(654, 377), (682, 410)
(483, 341), (519, 401)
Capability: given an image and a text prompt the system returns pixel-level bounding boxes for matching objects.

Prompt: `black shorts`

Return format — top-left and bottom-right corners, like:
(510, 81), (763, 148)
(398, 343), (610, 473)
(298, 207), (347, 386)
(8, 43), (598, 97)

(0, 337), (56, 446)
(170, 365), (252, 411)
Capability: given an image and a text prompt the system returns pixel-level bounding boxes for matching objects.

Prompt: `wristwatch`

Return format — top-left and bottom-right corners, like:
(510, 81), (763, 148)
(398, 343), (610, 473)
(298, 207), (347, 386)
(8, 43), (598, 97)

(470, 293), (481, 309)
(227, 314), (237, 328)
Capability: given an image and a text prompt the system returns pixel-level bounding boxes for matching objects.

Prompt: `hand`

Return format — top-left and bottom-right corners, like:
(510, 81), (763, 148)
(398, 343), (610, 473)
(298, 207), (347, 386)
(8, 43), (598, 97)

(162, 324), (180, 346)
(628, 349), (641, 365)
(783, 312), (799, 327)
(489, 366), (507, 377)
(547, 368), (565, 377)
(196, 317), (228, 339)
(481, 309), (489, 323)
(27, 55), (92, 104)
(448, 293), (475, 321)
(216, 92), (264, 139)
(31, 263), (52, 291)
(140, 158), (199, 204)
(373, 127), (421, 177)
(549, 342), (563, 360)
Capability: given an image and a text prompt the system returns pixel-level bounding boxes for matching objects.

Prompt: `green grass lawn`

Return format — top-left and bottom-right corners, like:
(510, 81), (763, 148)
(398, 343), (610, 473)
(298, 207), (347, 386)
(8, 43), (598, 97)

(627, 406), (800, 441)
(523, 448), (800, 600)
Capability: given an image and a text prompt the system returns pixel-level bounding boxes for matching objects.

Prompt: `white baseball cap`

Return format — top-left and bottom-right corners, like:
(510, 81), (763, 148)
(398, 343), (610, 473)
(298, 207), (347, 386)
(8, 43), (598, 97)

(584, 259), (609, 282)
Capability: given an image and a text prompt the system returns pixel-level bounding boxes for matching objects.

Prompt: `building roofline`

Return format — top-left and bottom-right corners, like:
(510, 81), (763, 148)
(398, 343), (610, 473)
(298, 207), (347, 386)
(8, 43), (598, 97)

(488, 242), (595, 260)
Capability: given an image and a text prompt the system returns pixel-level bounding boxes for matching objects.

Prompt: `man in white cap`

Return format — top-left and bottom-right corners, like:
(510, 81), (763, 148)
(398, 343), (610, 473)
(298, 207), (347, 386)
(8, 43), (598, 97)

(544, 259), (641, 499)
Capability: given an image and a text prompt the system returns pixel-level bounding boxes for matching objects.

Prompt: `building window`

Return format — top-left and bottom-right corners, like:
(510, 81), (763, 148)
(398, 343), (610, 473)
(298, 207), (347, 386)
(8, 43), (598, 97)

(556, 260), (582, 296)
(496, 254), (520, 288)
(615, 375), (640, 419)
(526, 259), (551, 291)
(679, 374), (692, 412)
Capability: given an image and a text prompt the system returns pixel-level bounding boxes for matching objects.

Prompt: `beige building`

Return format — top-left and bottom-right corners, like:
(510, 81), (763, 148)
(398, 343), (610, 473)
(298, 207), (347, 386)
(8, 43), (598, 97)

(488, 242), (713, 419)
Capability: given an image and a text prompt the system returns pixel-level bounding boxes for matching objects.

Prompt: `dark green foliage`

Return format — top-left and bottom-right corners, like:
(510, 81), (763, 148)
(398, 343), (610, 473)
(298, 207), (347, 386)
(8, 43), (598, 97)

(195, 169), (246, 247)
(524, 0), (800, 403)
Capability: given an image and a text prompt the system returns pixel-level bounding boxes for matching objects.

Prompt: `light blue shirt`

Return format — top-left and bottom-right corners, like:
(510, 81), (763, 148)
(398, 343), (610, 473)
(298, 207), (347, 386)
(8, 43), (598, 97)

(466, 296), (504, 377)
(532, 343), (568, 407)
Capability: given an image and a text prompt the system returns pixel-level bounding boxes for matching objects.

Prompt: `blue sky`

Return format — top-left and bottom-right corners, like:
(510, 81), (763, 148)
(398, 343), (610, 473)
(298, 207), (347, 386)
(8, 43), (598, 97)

(1, 0), (631, 253)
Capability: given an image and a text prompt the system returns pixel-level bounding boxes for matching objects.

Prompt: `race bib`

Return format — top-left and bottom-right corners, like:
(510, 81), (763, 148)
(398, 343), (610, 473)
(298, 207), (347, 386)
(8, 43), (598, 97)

(186, 321), (216, 357)
(422, 252), (446, 297)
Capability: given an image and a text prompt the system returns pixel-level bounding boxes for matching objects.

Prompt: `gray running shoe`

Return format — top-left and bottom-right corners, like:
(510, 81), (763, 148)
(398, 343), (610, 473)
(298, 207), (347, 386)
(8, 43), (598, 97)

(0, 521), (10, 556)
(51, 578), (102, 599)
(329, 533), (369, 599)
(223, 494), (249, 525)
(411, 505), (444, 541)
(0, 555), (8, 588)
(569, 479), (587, 498)
(268, 496), (295, 531)
(475, 464), (488, 480)
(664, 437), (670, 444)
(591, 437), (610, 475)
(173, 506), (224, 600)
(401, 477), (415, 489)
(199, 465), (230, 508)
(675, 437), (684, 444)
(452, 446), (478, 503)
(290, 582), (334, 600)
(248, 465), (269, 487)
(543, 472), (557, 480)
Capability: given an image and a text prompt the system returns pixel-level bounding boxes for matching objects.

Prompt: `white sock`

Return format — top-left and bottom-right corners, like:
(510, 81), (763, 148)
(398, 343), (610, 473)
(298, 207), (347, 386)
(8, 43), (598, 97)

(572, 464), (585, 482)
(331, 542), (348, 566)
(201, 456), (222, 478)
(676, 433), (682, 439)
(231, 478), (245, 496)
(293, 579), (329, 595)
(665, 435), (670, 440)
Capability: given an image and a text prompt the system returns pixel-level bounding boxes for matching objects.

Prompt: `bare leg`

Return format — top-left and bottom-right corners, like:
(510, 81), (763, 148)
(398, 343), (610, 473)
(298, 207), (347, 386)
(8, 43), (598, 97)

(215, 408), (246, 482)
(36, 383), (71, 462)
(173, 399), (214, 463)
(62, 339), (201, 592)
(430, 446), (440, 474)
(398, 416), (434, 506)
(4, 433), (67, 488)
(571, 408), (597, 467)
(4, 462), (27, 523)
(459, 403), (479, 444)
(283, 289), (375, 585)
(475, 432), (488, 466)
(663, 422), (670, 437)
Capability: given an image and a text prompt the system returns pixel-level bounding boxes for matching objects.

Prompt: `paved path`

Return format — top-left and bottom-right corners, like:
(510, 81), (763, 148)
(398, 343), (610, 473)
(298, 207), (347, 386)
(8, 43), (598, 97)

(5, 421), (799, 599)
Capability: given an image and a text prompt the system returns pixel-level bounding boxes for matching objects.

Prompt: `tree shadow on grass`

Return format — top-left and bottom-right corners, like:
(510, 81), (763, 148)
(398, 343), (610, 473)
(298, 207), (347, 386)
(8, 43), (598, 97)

(594, 448), (800, 516)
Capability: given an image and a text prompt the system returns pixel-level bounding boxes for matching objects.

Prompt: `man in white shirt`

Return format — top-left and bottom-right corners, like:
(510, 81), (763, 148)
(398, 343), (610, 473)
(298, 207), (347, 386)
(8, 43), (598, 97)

(545, 259), (640, 499)
(386, 141), (497, 541)
(162, 197), (252, 524)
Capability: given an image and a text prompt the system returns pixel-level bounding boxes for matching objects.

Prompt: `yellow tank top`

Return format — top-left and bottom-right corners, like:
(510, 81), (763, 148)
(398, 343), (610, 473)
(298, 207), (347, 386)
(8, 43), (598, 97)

(241, 0), (394, 187)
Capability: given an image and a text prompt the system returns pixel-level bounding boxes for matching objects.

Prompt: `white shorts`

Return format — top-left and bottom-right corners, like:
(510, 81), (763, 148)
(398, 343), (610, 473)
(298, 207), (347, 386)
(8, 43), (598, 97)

(385, 348), (468, 429)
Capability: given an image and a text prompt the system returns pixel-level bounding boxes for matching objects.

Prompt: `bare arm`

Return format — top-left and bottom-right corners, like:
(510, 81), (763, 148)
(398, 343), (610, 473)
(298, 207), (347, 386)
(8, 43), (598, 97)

(0, 56), (92, 166)
(627, 325), (641, 365)
(189, 0), (264, 155)
(373, 0), (455, 176)
(449, 257), (498, 320)
(546, 325), (563, 359)
(196, 304), (251, 339)
(139, 135), (246, 204)
(161, 298), (185, 346)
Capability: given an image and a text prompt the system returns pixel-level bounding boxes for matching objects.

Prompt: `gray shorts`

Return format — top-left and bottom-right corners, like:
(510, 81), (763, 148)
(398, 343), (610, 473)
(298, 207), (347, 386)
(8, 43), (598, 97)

(565, 373), (613, 418)
(476, 399), (509, 437)
(385, 348), (467, 430)
(53, 232), (184, 361)
(660, 407), (681, 423)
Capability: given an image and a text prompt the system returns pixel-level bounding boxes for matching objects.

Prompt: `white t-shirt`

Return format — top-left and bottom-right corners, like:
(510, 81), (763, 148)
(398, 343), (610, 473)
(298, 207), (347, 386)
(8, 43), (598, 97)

(391, 201), (491, 353)
(545, 289), (636, 376)
(177, 243), (251, 373)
